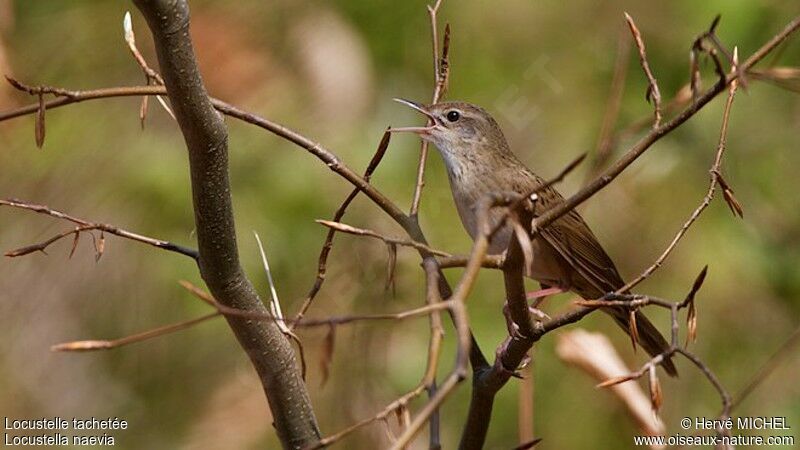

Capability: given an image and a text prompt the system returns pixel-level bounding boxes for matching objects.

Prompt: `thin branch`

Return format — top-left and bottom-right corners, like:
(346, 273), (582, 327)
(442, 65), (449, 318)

(291, 129), (392, 330)
(532, 14), (800, 241)
(51, 312), (220, 352)
(180, 279), (455, 328)
(122, 10), (174, 123)
(436, 254), (504, 270)
(1, 198), (198, 259)
(620, 48), (741, 292)
(409, 0), (450, 217)
(308, 384), (428, 450)
(316, 220), (451, 257)
(624, 12), (662, 128)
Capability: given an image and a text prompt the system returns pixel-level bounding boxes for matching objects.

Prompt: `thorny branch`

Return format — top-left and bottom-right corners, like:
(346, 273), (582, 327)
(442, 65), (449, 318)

(1, 198), (198, 260)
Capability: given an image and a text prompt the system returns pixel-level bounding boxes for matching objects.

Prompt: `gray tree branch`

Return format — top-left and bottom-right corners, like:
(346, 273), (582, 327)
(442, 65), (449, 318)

(131, 1), (320, 448)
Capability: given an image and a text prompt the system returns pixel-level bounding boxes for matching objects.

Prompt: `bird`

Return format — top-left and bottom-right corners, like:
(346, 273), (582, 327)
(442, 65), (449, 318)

(391, 98), (677, 376)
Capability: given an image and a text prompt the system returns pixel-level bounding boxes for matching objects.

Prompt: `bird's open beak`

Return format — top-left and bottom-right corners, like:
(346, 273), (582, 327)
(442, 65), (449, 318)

(389, 98), (438, 134)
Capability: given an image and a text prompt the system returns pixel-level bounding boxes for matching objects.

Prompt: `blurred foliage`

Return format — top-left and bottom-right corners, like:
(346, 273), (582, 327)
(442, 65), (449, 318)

(1, 0), (799, 449)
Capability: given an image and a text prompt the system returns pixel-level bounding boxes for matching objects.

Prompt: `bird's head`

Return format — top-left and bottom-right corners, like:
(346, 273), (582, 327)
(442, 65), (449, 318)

(390, 99), (510, 159)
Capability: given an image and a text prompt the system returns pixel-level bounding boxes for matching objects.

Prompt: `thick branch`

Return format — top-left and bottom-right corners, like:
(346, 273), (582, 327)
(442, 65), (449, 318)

(131, 1), (319, 448)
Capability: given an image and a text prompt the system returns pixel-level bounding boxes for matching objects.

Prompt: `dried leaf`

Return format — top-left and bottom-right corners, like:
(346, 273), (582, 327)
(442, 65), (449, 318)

(35, 92), (45, 148)
(648, 365), (663, 412)
(686, 298), (698, 346)
(385, 242), (397, 295)
(69, 229), (81, 259)
(709, 14), (722, 33)
(397, 403), (410, 430)
(319, 324), (336, 387)
(628, 308), (640, 353)
(722, 187), (744, 218)
(439, 23), (451, 83)
(683, 265), (708, 307)
(364, 129), (391, 180)
(139, 95), (149, 129)
(95, 232), (105, 262)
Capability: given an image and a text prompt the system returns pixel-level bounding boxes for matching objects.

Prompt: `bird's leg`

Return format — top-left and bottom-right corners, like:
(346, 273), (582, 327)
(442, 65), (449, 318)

(525, 286), (565, 302)
(493, 335), (526, 378)
(524, 284), (563, 321)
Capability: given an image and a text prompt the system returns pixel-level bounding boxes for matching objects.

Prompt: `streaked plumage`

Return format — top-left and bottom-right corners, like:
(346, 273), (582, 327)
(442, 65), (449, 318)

(394, 99), (677, 376)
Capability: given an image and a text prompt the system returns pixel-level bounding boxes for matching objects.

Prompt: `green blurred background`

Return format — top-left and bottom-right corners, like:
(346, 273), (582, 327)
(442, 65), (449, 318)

(1, 1), (798, 448)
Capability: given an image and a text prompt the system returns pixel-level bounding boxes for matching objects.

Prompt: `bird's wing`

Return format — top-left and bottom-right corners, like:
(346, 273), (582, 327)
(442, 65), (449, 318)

(540, 207), (625, 294)
(515, 169), (625, 296)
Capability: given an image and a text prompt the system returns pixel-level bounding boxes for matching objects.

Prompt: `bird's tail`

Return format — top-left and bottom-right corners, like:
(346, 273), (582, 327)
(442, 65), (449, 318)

(604, 306), (678, 377)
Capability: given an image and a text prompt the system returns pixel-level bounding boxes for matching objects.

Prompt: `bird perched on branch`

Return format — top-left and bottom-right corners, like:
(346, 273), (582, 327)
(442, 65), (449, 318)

(391, 99), (677, 376)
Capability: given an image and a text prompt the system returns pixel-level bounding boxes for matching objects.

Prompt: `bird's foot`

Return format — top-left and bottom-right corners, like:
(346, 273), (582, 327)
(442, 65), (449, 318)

(494, 337), (526, 379)
(528, 306), (551, 321)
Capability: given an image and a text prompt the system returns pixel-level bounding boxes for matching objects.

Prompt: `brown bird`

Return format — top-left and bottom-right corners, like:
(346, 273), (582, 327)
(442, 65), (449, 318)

(392, 99), (677, 376)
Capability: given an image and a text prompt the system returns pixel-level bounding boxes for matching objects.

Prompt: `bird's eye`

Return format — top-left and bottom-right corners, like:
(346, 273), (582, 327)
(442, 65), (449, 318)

(446, 110), (460, 122)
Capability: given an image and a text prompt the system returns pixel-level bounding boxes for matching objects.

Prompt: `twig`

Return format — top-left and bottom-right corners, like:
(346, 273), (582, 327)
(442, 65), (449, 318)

(122, 11), (174, 122)
(1, 198), (198, 259)
(291, 130), (392, 330)
(620, 48), (741, 292)
(253, 232), (307, 378)
(436, 253), (504, 269)
(180, 279), (455, 328)
(52, 312), (220, 352)
(316, 220), (451, 257)
(624, 12), (662, 129)
(409, 0), (450, 217)
(532, 14), (800, 240)
(308, 384), (428, 450)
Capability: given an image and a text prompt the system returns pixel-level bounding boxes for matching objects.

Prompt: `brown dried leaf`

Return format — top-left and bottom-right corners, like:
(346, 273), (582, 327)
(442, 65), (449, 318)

(648, 365), (663, 412)
(439, 23), (451, 84)
(69, 229), (80, 259)
(35, 92), (45, 148)
(139, 95), (149, 129)
(686, 298), (698, 346)
(628, 309), (639, 353)
(319, 324), (336, 387)
(95, 232), (105, 262)
(385, 242), (397, 295)
(682, 265), (708, 307)
(722, 187), (744, 218)
(364, 128), (391, 180)
(715, 172), (744, 218)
